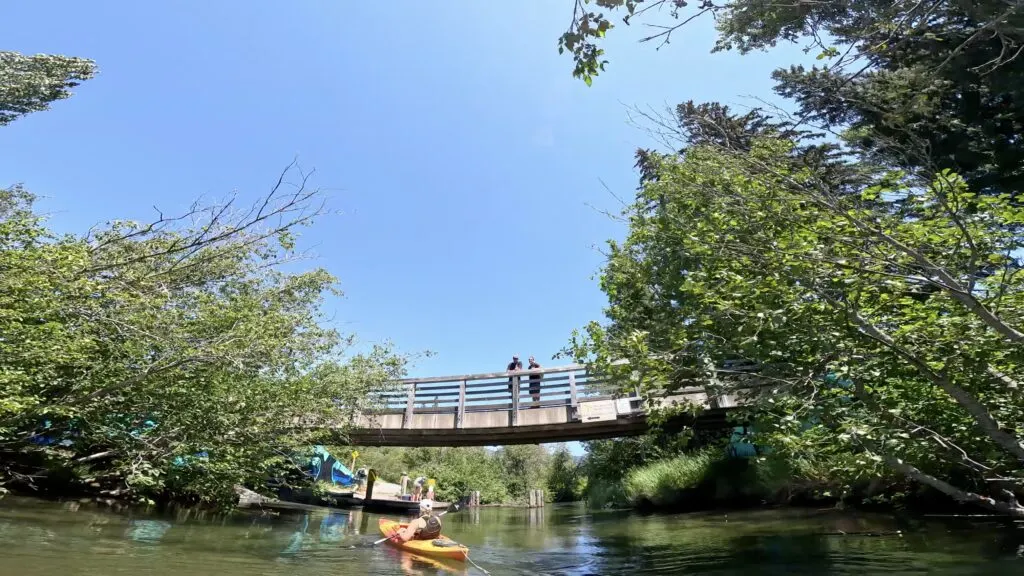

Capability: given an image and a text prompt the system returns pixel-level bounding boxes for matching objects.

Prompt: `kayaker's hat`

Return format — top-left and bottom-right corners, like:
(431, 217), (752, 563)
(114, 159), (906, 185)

(419, 499), (433, 512)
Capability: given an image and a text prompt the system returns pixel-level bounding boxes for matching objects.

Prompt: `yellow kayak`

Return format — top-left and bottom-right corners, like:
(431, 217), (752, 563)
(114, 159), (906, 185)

(377, 518), (469, 562)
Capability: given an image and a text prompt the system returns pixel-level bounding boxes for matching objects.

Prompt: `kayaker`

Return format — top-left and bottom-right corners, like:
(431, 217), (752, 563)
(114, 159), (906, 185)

(394, 499), (443, 542)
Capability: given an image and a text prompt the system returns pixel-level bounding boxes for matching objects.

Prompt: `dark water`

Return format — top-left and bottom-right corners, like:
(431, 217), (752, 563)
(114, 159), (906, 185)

(0, 496), (1021, 575)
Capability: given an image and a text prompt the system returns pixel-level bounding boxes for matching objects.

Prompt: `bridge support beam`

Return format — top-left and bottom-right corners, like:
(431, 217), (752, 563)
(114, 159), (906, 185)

(568, 371), (578, 421)
(510, 375), (520, 427)
(456, 379), (466, 429)
(403, 383), (416, 429)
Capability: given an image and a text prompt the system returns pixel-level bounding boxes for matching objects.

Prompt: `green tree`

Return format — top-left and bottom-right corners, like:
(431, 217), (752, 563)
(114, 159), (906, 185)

(546, 445), (584, 502)
(577, 430), (693, 507)
(496, 444), (551, 502)
(412, 447), (510, 504)
(1, 51), (96, 126)
(337, 446), (518, 504)
(560, 1), (1024, 198)
(0, 169), (408, 505)
(568, 122), (1024, 517)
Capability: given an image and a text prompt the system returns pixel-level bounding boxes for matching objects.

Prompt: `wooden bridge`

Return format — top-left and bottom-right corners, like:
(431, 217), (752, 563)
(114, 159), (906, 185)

(337, 362), (762, 447)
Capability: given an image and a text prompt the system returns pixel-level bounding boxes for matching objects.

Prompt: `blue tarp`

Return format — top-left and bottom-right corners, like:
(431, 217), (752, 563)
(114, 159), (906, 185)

(308, 445), (356, 486)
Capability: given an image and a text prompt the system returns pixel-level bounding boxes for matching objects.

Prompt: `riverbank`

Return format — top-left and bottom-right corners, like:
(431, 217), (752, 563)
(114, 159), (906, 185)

(585, 449), (1008, 518)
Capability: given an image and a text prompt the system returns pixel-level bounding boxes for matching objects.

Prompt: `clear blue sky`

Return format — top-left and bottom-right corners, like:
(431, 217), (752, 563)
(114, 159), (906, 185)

(3, 2), (807, 455)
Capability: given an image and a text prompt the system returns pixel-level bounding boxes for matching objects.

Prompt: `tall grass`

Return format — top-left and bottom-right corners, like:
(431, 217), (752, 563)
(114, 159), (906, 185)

(586, 445), (906, 512)
(623, 449), (719, 507)
(616, 449), (812, 510)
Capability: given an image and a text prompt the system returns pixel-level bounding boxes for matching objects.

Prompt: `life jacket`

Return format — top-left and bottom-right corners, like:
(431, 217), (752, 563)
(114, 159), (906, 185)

(414, 513), (442, 540)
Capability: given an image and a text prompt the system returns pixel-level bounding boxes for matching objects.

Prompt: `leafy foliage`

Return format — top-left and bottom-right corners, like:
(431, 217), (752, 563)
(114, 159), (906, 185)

(568, 127), (1024, 516)
(338, 445), (556, 505)
(560, 2), (1024, 197)
(557, 0), (1024, 518)
(0, 178), (408, 506)
(576, 430), (691, 507)
(497, 444), (552, 502)
(546, 445), (585, 502)
(0, 51), (96, 126)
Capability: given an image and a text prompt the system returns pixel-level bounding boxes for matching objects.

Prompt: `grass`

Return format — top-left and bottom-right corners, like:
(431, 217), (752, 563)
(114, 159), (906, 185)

(615, 449), (814, 511)
(623, 449), (720, 507)
(588, 445), (931, 513)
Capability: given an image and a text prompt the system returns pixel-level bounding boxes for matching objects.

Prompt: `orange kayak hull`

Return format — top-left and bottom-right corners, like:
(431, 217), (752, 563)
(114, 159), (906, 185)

(377, 518), (469, 562)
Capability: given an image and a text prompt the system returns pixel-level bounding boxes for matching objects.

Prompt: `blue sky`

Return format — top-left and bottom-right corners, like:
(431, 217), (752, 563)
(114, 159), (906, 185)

(3, 2), (808, 456)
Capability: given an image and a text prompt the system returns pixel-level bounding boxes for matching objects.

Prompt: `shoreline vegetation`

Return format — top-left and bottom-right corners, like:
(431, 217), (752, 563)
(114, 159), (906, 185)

(3, 433), (1004, 521)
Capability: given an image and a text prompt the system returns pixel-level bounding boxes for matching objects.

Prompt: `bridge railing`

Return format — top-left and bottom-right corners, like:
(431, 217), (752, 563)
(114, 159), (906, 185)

(360, 363), (637, 429)
(332, 359), (769, 433)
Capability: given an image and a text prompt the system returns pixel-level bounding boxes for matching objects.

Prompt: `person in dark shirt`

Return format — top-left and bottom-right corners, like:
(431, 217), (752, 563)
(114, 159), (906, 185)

(507, 354), (522, 398)
(394, 499), (442, 542)
(527, 356), (542, 406)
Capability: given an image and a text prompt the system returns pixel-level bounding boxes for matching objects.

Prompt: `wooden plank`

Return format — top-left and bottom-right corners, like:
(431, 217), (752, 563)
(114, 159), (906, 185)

(463, 393), (520, 403)
(392, 358), (763, 386)
(412, 385), (461, 393)
(411, 392), (460, 401)
(397, 363), (585, 385)
(465, 402), (513, 412)
(410, 406), (458, 414)
(403, 383), (416, 429)
(343, 416), (656, 447)
(511, 375), (520, 427)
(457, 380), (466, 429)
(465, 386), (524, 396)
(463, 380), (521, 391)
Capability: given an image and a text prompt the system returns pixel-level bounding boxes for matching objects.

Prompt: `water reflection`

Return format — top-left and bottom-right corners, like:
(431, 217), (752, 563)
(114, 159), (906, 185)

(0, 496), (1020, 575)
(126, 519), (172, 543)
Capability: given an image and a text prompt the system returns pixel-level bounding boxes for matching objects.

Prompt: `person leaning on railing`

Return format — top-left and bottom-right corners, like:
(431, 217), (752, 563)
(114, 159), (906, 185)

(506, 354), (522, 397)
(528, 356), (542, 406)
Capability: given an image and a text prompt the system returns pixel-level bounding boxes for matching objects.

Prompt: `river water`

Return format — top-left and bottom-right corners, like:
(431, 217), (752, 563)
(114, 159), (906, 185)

(0, 496), (1020, 575)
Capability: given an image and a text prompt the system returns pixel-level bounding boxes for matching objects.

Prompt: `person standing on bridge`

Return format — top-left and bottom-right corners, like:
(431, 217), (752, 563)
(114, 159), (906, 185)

(507, 354), (523, 398)
(527, 356), (543, 406)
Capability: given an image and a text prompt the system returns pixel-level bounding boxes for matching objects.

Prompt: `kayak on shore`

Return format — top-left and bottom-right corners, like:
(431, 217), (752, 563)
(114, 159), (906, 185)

(377, 518), (469, 562)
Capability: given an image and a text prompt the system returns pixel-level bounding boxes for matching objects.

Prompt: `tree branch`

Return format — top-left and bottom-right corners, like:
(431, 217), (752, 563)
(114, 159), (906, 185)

(884, 455), (1024, 518)
(821, 292), (1024, 465)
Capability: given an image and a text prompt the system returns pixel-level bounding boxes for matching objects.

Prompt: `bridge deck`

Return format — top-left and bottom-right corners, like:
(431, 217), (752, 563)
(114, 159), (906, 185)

(332, 362), (760, 446)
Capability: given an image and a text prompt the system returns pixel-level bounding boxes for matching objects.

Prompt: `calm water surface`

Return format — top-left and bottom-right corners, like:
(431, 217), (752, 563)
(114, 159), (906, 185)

(0, 496), (1020, 575)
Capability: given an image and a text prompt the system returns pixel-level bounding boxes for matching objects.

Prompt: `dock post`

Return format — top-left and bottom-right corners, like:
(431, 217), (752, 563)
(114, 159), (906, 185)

(365, 469), (376, 501)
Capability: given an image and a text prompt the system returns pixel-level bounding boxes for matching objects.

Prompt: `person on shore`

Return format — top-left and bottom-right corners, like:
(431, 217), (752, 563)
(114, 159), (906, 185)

(394, 499), (442, 542)
(527, 356), (542, 406)
(411, 476), (426, 501)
